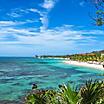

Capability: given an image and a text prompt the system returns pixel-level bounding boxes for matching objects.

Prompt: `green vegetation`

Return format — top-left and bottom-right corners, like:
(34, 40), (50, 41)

(39, 50), (104, 63)
(25, 80), (104, 104)
(88, 0), (104, 26)
(24, 1), (104, 103)
(69, 52), (104, 62)
(69, 50), (104, 62)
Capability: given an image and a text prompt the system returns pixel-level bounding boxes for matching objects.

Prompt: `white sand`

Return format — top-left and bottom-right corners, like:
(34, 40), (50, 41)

(64, 60), (104, 70)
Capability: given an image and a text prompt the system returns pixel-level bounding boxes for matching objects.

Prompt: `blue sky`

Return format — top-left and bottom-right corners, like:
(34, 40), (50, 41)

(0, 0), (104, 56)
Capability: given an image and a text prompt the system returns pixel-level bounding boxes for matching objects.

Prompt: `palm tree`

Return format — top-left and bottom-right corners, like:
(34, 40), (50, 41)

(79, 80), (104, 104)
(59, 84), (79, 104)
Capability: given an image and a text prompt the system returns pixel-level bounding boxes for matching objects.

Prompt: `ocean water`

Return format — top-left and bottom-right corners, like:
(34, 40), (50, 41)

(0, 57), (104, 101)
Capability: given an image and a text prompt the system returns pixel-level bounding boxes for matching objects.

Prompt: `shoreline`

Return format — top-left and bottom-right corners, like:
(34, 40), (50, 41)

(64, 60), (104, 70)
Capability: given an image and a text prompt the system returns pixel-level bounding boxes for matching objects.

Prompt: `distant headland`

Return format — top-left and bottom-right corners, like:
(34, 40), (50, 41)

(35, 50), (104, 70)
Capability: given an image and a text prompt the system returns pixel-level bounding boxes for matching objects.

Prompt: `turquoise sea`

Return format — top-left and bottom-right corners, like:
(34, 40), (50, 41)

(0, 57), (104, 102)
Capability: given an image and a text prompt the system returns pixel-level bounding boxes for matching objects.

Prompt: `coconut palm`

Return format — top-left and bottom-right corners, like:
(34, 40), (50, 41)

(25, 81), (104, 104)
(79, 80), (104, 104)
(59, 84), (79, 104)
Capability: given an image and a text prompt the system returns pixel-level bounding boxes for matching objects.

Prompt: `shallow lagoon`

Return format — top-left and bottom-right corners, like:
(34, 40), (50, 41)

(0, 57), (104, 101)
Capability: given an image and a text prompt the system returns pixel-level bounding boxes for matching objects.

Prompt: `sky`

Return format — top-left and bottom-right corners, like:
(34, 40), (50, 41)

(0, 0), (104, 56)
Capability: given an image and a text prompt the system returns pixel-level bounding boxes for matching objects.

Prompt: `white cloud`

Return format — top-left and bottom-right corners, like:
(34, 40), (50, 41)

(0, 23), (104, 55)
(28, 8), (48, 32)
(39, 0), (57, 32)
(42, 0), (56, 10)
(29, 9), (48, 32)
(0, 24), (103, 44)
(10, 8), (49, 32)
(7, 0), (57, 32)
(0, 27), (38, 37)
(7, 8), (29, 18)
(40, 15), (48, 32)
(29, 8), (39, 13)
(7, 12), (21, 18)
(0, 21), (25, 26)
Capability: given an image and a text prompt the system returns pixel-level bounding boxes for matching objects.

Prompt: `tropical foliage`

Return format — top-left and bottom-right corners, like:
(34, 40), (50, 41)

(69, 52), (104, 62)
(40, 50), (104, 63)
(88, 0), (104, 26)
(25, 80), (104, 104)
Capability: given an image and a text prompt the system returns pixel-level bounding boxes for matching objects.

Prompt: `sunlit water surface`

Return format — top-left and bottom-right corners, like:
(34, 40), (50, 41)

(0, 57), (104, 101)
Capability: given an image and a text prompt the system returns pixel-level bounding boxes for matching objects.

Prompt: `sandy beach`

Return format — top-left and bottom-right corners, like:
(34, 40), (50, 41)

(64, 60), (104, 70)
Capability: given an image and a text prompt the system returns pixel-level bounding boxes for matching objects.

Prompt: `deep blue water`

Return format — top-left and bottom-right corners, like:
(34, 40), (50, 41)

(0, 57), (104, 101)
